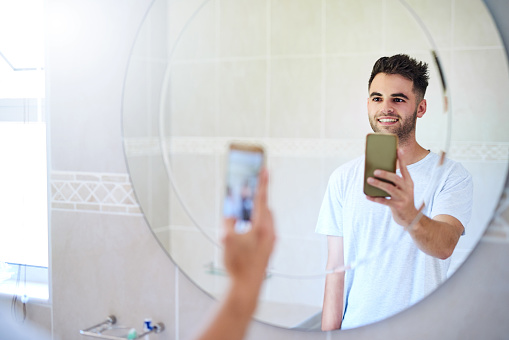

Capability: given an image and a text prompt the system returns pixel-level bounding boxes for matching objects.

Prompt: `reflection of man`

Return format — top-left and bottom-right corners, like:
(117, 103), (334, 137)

(316, 54), (473, 330)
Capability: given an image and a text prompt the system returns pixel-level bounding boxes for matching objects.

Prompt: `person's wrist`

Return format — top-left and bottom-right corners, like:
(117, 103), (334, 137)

(228, 279), (264, 317)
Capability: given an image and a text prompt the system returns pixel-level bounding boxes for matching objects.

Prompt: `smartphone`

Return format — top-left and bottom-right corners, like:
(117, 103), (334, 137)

(223, 142), (265, 233)
(363, 133), (398, 197)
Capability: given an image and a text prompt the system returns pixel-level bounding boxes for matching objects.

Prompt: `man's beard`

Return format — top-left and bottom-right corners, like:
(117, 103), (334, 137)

(369, 109), (418, 144)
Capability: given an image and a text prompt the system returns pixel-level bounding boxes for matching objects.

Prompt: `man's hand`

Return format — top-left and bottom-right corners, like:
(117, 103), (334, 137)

(365, 148), (419, 227)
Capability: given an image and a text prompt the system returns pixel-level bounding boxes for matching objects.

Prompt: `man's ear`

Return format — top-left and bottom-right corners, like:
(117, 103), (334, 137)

(416, 99), (427, 118)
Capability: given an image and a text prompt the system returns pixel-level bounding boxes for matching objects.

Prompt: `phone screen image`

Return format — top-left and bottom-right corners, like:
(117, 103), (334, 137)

(223, 144), (264, 233)
(363, 133), (398, 197)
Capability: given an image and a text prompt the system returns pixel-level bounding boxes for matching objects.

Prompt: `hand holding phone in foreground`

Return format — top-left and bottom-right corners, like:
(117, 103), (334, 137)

(196, 169), (275, 340)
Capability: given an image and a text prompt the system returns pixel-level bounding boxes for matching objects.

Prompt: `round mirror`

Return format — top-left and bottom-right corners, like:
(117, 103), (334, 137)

(122, 0), (509, 330)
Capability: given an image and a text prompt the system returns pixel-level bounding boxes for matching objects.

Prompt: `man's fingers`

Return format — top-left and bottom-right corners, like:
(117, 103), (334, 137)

(367, 176), (398, 197)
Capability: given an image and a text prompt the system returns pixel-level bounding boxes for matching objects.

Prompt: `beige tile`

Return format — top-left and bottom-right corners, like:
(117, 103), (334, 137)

(450, 49), (509, 142)
(270, 57), (322, 138)
(404, 0), (453, 50)
(167, 154), (220, 235)
(271, 0), (322, 56)
(414, 50), (450, 148)
(51, 211), (176, 340)
(169, 62), (217, 136)
(220, 0), (267, 58)
(132, 0), (170, 61)
(457, 161), (508, 249)
(385, 0), (439, 53)
(324, 55), (376, 139)
(123, 58), (168, 139)
(326, 0), (383, 54)
(170, 0), (217, 60)
(217, 60), (267, 137)
(270, 156), (324, 237)
(454, 0), (502, 48)
(168, 228), (227, 296)
(147, 155), (171, 228)
(268, 236), (327, 288)
(178, 269), (218, 340)
(127, 154), (170, 230)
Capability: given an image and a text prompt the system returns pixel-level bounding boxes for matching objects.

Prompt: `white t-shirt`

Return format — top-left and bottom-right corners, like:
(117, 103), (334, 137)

(315, 152), (473, 329)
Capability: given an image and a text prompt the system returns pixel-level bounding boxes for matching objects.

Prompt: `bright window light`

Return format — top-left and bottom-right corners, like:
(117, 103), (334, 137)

(0, 0), (45, 99)
(0, 0), (47, 283)
(0, 123), (48, 268)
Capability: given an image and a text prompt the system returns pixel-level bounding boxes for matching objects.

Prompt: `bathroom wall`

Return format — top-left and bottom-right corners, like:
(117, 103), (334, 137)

(42, 0), (509, 340)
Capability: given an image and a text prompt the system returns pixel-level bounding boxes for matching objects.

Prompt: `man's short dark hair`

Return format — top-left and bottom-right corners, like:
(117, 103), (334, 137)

(368, 54), (429, 101)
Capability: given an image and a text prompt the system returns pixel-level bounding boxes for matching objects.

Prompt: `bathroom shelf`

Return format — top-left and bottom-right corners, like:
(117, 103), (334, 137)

(80, 315), (164, 340)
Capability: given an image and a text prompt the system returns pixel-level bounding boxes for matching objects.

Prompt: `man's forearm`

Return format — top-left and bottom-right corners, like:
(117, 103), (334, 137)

(408, 214), (463, 260)
(321, 272), (344, 331)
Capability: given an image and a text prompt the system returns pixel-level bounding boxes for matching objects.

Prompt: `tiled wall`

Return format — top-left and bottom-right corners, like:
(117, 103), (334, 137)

(45, 0), (509, 339)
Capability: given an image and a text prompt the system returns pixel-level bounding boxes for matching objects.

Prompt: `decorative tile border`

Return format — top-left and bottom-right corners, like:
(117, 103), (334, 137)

(124, 137), (509, 162)
(51, 171), (142, 215)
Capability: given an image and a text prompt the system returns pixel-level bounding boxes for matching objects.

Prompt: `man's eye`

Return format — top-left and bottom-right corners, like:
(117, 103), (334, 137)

(373, 97), (382, 102)
(393, 98), (404, 102)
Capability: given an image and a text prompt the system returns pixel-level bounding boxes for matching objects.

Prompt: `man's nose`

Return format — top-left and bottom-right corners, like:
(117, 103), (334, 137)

(381, 102), (394, 114)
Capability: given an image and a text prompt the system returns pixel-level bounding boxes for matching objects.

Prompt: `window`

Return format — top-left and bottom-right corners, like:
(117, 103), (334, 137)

(0, 0), (48, 302)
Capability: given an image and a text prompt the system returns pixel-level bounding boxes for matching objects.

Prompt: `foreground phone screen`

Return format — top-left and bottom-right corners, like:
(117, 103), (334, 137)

(223, 145), (264, 233)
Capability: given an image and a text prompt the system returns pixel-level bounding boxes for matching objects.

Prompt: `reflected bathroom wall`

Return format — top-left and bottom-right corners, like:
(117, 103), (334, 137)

(123, 0), (509, 329)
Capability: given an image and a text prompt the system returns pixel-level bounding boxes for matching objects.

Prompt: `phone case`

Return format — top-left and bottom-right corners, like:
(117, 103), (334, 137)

(363, 133), (398, 197)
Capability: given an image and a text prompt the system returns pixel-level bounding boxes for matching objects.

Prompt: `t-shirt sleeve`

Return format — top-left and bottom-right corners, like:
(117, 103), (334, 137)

(430, 162), (473, 232)
(315, 171), (343, 236)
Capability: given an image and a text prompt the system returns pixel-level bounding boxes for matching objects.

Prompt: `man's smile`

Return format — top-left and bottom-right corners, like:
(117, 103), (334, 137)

(377, 116), (399, 125)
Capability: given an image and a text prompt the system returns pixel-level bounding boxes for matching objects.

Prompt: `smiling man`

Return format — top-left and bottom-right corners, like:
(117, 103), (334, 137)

(316, 54), (473, 330)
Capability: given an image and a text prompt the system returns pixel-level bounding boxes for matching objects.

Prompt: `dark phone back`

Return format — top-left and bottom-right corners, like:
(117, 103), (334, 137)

(363, 133), (398, 197)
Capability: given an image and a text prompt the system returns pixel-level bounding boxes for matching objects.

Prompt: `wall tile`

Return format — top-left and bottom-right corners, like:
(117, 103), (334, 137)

(169, 62), (217, 136)
(450, 48), (509, 142)
(385, 0), (438, 53)
(217, 60), (267, 137)
(326, 0), (383, 54)
(324, 54), (375, 139)
(169, 228), (226, 297)
(269, 57), (322, 138)
(220, 0), (267, 58)
(404, 0), (453, 50)
(167, 153), (221, 240)
(266, 237), (326, 306)
(51, 211), (175, 340)
(454, 0), (502, 48)
(123, 58), (167, 139)
(270, 156), (324, 237)
(177, 269), (217, 340)
(271, 0), (322, 56)
(170, 0), (217, 60)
